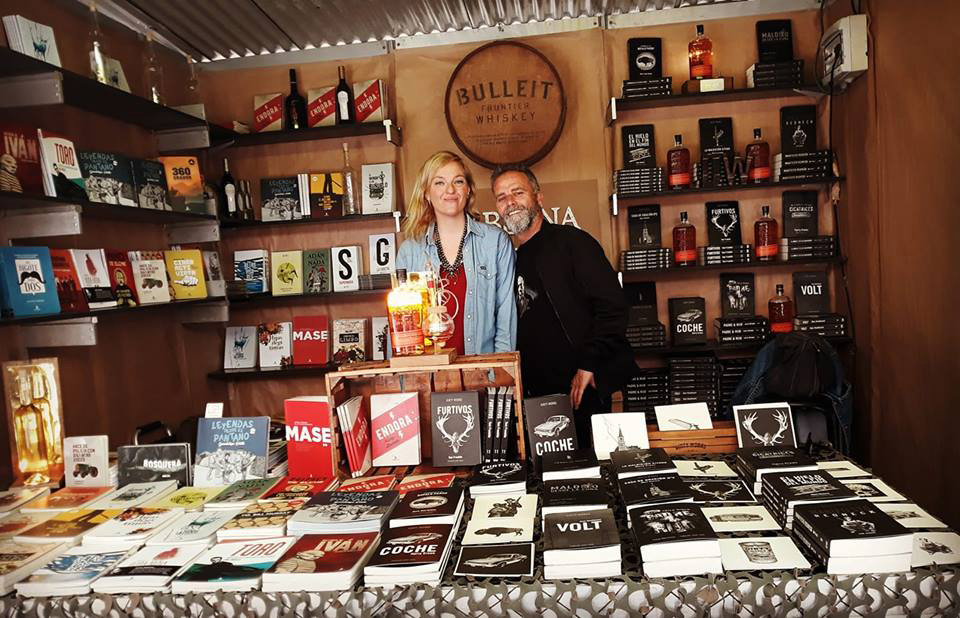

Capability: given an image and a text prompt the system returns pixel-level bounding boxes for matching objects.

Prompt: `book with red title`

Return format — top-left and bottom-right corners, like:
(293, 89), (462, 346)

(338, 475), (397, 493)
(336, 396), (372, 478)
(283, 396), (336, 479)
(262, 532), (379, 592)
(369, 392), (421, 467)
(260, 477), (340, 502)
(397, 473), (459, 494)
(0, 124), (44, 195)
(48, 249), (88, 312)
(292, 315), (329, 365)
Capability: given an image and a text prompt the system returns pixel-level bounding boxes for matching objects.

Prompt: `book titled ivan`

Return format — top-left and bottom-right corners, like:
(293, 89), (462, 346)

(194, 416), (271, 486)
(262, 532), (379, 592)
(224, 326), (257, 370)
(117, 443), (192, 487)
(370, 393), (422, 467)
(431, 392), (482, 467)
(63, 435), (110, 487)
(284, 396), (337, 479)
(0, 124), (44, 195)
(0, 247), (60, 318)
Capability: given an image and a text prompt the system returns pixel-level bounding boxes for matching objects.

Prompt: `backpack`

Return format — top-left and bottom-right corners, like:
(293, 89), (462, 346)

(764, 332), (839, 399)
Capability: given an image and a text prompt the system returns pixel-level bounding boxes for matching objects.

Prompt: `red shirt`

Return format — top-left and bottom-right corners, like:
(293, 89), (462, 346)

(440, 264), (466, 355)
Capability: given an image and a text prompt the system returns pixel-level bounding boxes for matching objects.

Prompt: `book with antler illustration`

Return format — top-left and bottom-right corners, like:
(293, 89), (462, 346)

(430, 392), (481, 467)
(733, 403), (797, 448)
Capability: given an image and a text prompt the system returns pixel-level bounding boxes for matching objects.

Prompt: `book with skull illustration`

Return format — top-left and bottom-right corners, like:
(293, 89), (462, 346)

(734, 403), (798, 449)
(698, 117), (734, 163)
(260, 176), (300, 221)
(543, 508), (621, 577)
(91, 542), (208, 594)
(258, 321), (293, 369)
(337, 396), (373, 478)
(288, 491), (399, 535)
(63, 435), (110, 488)
(719, 273), (755, 318)
(193, 416), (271, 487)
(542, 478), (608, 517)
(37, 130), (85, 199)
(87, 480), (178, 510)
(685, 479), (755, 503)
(0, 124), (44, 195)
(284, 396), (337, 479)
(130, 159), (170, 210)
(262, 532), (380, 592)
(170, 536), (296, 593)
(389, 487), (465, 528)
(626, 204), (661, 249)
(454, 542), (535, 578)
(792, 271), (830, 315)
(363, 523), (456, 586)
(128, 250), (171, 305)
(269, 250), (303, 296)
(719, 535), (809, 571)
(705, 201), (742, 246)
(68, 248), (117, 309)
(461, 495), (537, 546)
(78, 151), (136, 207)
(430, 391), (482, 467)
(779, 105), (817, 155)
(163, 249), (207, 300)
(621, 125), (657, 169)
(610, 448), (675, 479)
(619, 474), (694, 517)
(223, 326), (258, 370)
(523, 394), (578, 471)
(370, 392), (421, 467)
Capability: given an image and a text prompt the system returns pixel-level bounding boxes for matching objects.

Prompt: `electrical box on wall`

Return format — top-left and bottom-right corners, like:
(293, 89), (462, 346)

(818, 14), (868, 91)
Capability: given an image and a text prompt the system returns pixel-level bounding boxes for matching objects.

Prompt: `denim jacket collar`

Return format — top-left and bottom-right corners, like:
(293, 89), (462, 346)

(424, 215), (487, 246)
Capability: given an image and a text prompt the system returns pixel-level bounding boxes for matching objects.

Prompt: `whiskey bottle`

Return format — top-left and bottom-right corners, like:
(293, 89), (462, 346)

(341, 142), (358, 216)
(754, 205), (779, 262)
(387, 269), (425, 356)
(688, 24), (714, 80)
(667, 134), (691, 190)
(285, 68), (307, 130)
(769, 283), (794, 333)
(746, 128), (771, 183)
(673, 211), (697, 267)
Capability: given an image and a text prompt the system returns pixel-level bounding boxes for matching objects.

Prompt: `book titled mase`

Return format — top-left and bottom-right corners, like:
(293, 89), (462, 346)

(284, 397), (337, 479)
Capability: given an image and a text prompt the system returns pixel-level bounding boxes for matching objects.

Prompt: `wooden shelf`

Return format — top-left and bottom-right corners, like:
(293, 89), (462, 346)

(227, 289), (388, 308)
(0, 191), (217, 223)
(633, 335), (852, 356)
(220, 212), (397, 230)
(621, 256), (843, 279)
(208, 363), (337, 381)
(226, 121), (401, 148)
(609, 84), (824, 122)
(0, 298), (220, 327)
(613, 177), (843, 205)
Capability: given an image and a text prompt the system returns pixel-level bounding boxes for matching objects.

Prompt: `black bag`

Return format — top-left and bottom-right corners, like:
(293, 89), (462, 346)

(764, 332), (838, 399)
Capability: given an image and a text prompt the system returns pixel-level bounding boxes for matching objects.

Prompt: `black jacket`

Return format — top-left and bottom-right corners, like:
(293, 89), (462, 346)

(526, 222), (637, 397)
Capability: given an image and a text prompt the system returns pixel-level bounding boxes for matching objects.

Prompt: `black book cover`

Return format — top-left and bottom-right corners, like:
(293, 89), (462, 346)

(737, 447), (815, 473)
(763, 471), (854, 504)
(626, 204), (661, 249)
(792, 500), (908, 545)
(523, 394), (578, 472)
(366, 523), (453, 567)
(454, 543), (534, 577)
(542, 478), (608, 509)
(685, 479), (755, 503)
(792, 271), (830, 314)
(623, 282), (659, 326)
(629, 504), (716, 545)
(391, 487), (464, 521)
(668, 297), (707, 346)
(621, 125), (657, 169)
(705, 201), (742, 246)
(619, 473), (692, 507)
(780, 106), (817, 155)
(541, 448), (599, 475)
(610, 448), (674, 476)
(430, 391), (483, 467)
(627, 38), (663, 80)
(756, 20), (794, 63)
(483, 387), (496, 462)
(78, 151), (136, 206)
(782, 191), (819, 237)
(260, 176), (300, 219)
(116, 443), (192, 487)
(130, 159), (170, 210)
(698, 117), (734, 163)
(543, 508), (619, 551)
(719, 273), (755, 318)
(304, 489), (398, 513)
(470, 461), (527, 487)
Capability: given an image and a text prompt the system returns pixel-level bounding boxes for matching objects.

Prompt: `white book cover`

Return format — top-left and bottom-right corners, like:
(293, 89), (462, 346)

(15, 544), (131, 597)
(472, 495), (538, 523)
(876, 503), (948, 530)
(462, 510), (535, 546)
(258, 322), (292, 369)
(63, 435), (110, 487)
(332, 318), (367, 364)
(590, 413), (649, 461)
(202, 251), (225, 297)
(368, 233), (396, 275)
(146, 509), (242, 546)
(68, 249), (117, 309)
(701, 506), (781, 533)
(128, 251), (171, 304)
(224, 326), (258, 370)
(93, 543), (207, 593)
(839, 478), (906, 502)
(369, 392), (421, 467)
(0, 487), (50, 514)
(912, 532), (960, 568)
(4, 16), (61, 66)
(674, 460), (738, 478)
(654, 403), (713, 432)
(82, 507), (182, 545)
(360, 163), (395, 214)
(371, 316), (390, 361)
(719, 536), (810, 571)
(88, 481), (178, 510)
(37, 130), (82, 198)
(170, 537), (296, 593)
(331, 245), (362, 292)
(233, 250), (270, 294)
(733, 402), (796, 448)
(0, 541), (64, 595)
(816, 460), (871, 479)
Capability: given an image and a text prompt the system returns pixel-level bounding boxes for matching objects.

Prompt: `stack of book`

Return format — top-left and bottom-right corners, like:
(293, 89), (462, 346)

(483, 386), (517, 463)
(735, 447), (818, 495)
(610, 448), (676, 480)
(620, 248), (672, 272)
(0, 541), (64, 595)
(619, 473), (694, 522)
(621, 77), (672, 99)
(541, 479), (608, 519)
(462, 494), (536, 547)
(719, 358), (753, 416)
(623, 369), (669, 419)
(792, 500), (913, 575)
(468, 462), (527, 497)
(542, 449), (601, 481)
(204, 478), (281, 510)
(543, 509), (621, 579)
(15, 544), (132, 597)
(760, 470), (859, 531)
(14, 509), (120, 544)
(615, 167), (666, 195)
(773, 150), (832, 182)
(170, 537), (296, 593)
(146, 510), (241, 546)
(694, 157), (735, 190)
(261, 532), (380, 592)
(625, 321), (667, 348)
(363, 524), (456, 587)
(453, 542), (535, 579)
(336, 396), (373, 478)
(216, 499), (306, 541)
(149, 486), (224, 511)
(714, 316), (769, 346)
(260, 477), (340, 502)
(92, 543), (208, 594)
(287, 491), (399, 535)
(669, 356), (719, 417)
(388, 487), (465, 529)
(780, 235), (837, 260)
(630, 504), (722, 577)
(20, 486), (113, 514)
(88, 480), (178, 510)
(794, 313), (847, 337)
(81, 507), (183, 549)
(745, 60), (804, 88)
(699, 244), (753, 266)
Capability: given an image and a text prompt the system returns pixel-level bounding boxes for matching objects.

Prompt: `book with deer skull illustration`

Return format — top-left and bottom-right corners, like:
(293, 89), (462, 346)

(685, 479), (755, 504)
(430, 392), (482, 467)
(705, 201), (742, 246)
(733, 403), (797, 448)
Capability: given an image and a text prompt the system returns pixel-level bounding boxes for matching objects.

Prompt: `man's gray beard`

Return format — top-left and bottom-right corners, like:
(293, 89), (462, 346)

(502, 207), (536, 235)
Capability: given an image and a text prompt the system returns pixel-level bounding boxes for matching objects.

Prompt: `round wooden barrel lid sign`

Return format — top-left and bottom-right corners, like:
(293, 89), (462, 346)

(445, 41), (566, 168)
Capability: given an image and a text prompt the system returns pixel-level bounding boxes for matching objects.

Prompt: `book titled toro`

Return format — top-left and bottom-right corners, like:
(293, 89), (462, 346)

(284, 397), (337, 479)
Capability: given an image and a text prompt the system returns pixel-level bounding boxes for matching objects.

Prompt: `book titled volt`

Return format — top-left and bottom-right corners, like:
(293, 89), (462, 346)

(0, 247), (60, 318)
(705, 201), (742, 246)
(117, 443), (192, 487)
(668, 297), (707, 346)
(627, 38), (662, 81)
(627, 205), (661, 249)
(193, 417), (270, 486)
(793, 271), (830, 314)
(699, 117), (734, 162)
(720, 273), (755, 318)
(260, 177), (301, 221)
(780, 105), (817, 155)
(78, 151), (136, 206)
(523, 394), (578, 471)
(430, 392), (482, 467)
(621, 125), (657, 169)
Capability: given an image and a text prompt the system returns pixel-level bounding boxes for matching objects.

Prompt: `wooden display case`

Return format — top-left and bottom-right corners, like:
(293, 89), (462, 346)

(646, 420), (738, 455)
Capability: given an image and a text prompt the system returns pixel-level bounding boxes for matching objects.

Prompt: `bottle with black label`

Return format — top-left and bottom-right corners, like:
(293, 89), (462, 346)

(220, 158), (238, 219)
(673, 211), (697, 267)
(336, 66), (356, 124)
(285, 68), (307, 130)
(769, 283), (794, 333)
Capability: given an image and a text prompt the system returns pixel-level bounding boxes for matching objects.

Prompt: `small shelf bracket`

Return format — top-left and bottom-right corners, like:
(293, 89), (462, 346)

(611, 193), (619, 217)
(0, 205), (82, 243)
(383, 120), (402, 146)
(393, 211), (402, 234)
(607, 96), (617, 126)
(0, 71), (64, 108)
(165, 220), (220, 245)
(20, 317), (98, 348)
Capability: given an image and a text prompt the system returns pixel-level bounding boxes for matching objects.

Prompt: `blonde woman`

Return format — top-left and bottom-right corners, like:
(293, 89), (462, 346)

(396, 151), (516, 354)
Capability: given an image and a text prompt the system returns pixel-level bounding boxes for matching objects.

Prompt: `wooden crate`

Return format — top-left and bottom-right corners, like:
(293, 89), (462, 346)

(646, 420), (738, 455)
(325, 352), (525, 469)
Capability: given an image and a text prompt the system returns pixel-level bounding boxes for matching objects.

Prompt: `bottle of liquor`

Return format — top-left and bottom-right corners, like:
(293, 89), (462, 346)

(769, 283), (794, 333)
(673, 211), (697, 267)
(746, 128), (771, 183)
(667, 135), (691, 190)
(341, 142), (358, 215)
(335, 66), (355, 124)
(754, 205), (779, 262)
(285, 68), (307, 130)
(688, 24), (714, 80)
(387, 269), (425, 356)
(220, 159), (238, 219)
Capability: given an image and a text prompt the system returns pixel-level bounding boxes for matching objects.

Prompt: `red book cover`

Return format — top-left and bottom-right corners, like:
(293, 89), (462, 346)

(337, 396), (372, 478)
(284, 396), (336, 479)
(370, 393), (421, 467)
(49, 248), (88, 313)
(267, 532), (379, 575)
(338, 474), (396, 492)
(292, 315), (329, 365)
(105, 249), (140, 307)
(261, 477), (338, 502)
(21, 486), (112, 512)
(397, 473), (458, 494)
(0, 124), (44, 195)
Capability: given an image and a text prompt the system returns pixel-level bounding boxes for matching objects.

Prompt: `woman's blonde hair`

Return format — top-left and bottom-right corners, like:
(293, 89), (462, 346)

(402, 150), (481, 239)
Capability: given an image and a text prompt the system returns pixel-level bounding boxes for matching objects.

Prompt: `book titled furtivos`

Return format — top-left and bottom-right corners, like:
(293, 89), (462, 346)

(705, 201), (742, 246)
(621, 125), (657, 169)
(523, 394), (578, 471)
(116, 443), (192, 487)
(193, 416), (270, 487)
(431, 392), (482, 467)
(627, 205), (661, 250)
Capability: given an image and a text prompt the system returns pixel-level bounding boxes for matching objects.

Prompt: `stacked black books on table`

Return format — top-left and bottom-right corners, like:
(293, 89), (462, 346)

(746, 60), (804, 89)
(543, 508), (622, 580)
(718, 358), (753, 418)
(761, 469), (859, 531)
(624, 369), (669, 419)
(620, 247), (673, 272)
(621, 77), (673, 99)
(699, 244), (753, 266)
(626, 322), (666, 349)
(774, 150), (833, 182)
(734, 447), (817, 495)
(359, 274), (392, 290)
(694, 156), (737, 189)
(780, 235), (837, 260)
(668, 356), (718, 417)
(630, 504), (722, 577)
(714, 316), (769, 346)
(794, 313), (847, 337)
(616, 167), (666, 195)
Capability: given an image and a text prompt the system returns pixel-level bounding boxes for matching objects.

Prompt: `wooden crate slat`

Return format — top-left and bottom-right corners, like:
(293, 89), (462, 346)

(433, 369), (464, 392)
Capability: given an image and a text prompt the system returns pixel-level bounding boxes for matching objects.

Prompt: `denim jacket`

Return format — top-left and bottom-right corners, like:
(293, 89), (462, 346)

(395, 217), (517, 355)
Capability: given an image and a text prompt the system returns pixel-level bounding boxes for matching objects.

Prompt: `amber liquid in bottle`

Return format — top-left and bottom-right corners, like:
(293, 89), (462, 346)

(667, 134), (691, 190)
(688, 24), (714, 80)
(673, 211), (697, 267)
(387, 270), (425, 356)
(746, 128), (771, 183)
(754, 205), (780, 262)
(769, 283), (795, 333)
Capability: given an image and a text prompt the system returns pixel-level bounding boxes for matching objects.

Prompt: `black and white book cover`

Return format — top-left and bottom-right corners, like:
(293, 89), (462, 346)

(589, 413), (649, 461)
(780, 105), (817, 155)
(130, 159), (170, 210)
(668, 297), (707, 345)
(523, 394), (578, 471)
(630, 504), (716, 547)
(470, 461), (527, 487)
(792, 271), (830, 315)
(737, 447), (816, 475)
(705, 201), (742, 246)
(838, 478), (906, 503)
(792, 500), (910, 550)
(260, 176), (300, 221)
(623, 282), (659, 326)
(720, 273), (755, 318)
(541, 449), (599, 475)
(912, 532), (960, 568)
(626, 204), (661, 249)
(621, 125), (657, 169)
(454, 543), (534, 577)
(78, 151), (136, 207)
(619, 473), (693, 507)
(816, 460), (871, 479)
(782, 191), (819, 237)
(674, 460), (738, 478)
(462, 495), (536, 545)
(117, 444), (192, 487)
(734, 403), (798, 448)
(610, 448), (674, 477)
(698, 117), (734, 163)
(876, 503), (947, 529)
(686, 479), (756, 503)
(763, 471), (855, 504)
(627, 38), (663, 80)
(543, 508), (619, 552)
(756, 20), (794, 63)
(701, 505), (781, 532)
(294, 490), (398, 524)
(390, 487), (464, 523)
(430, 391), (482, 467)
(365, 523), (453, 569)
(542, 478), (607, 510)
(719, 536), (810, 570)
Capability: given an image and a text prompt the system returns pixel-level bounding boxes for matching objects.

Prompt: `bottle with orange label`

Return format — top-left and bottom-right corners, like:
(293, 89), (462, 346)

(754, 205), (780, 262)
(746, 128), (771, 183)
(673, 211), (697, 267)
(688, 24), (714, 80)
(667, 135), (691, 190)
(387, 269), (425, 356)
(769, 283), (794, 333)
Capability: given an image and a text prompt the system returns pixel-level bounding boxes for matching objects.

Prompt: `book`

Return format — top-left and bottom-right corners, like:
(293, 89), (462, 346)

(337, 396), (372, 478)
(698, 117), (734, 163)
(205, 478), (280, 510)
(15, 508), (121, 543)
(2, 15), (61, 66)
(453, 542), (534, 578)
(370, 393), (421, 467)
(630, 504), (719, 562)
(353, 79), (388, 123)
(720, 273), (755, 318)
(292, 315), (329, 365)
(469, 462), (527, 497)
(262, 532), (380, 592)
(17, 543), (131, 596)
(332, 318), (367, 364)
(816, 460), (871, 479)
(148, 486), (223, 511)
(216, 499), (306, 541)
(128, 250), (171, 304)
(793, 499), (911, 557)
(793, 271), (830, 314)
(146, 509), (241, 546)
(37, 129), (85, 199)
(610, 448), (675, 479)
(302, 249), (332, 294)
(48, 249), (88, 313)
(912, 532), (960, 568)
(0, 541), (64, 595)
(78, 151), (136, 206)
(780, 105), (818, 155)
(91, 543), (208, 594)
(81, 507), (182, 549)
(260, 176), (300, 221)
(170, 537), (296, 593)
(430, 391), (482, 467)
(88, 481), (178, 510)
(338, 475), (397, 493)
(627, 37), (662, 80)
(308, 172), (344, 218)
(21, 486), (113, 513)
(668, 297), (707, 345)
(674, 460), (737, 478)
(705, 201), (742, 246)
(202, 251), (225, 297)
(756, 19), (794, 63)
(0, 487), (50, 514)
(68, 249), (117, 309)
(626, 205), (661, 249)
(284, 396), (336, 478)
(0, 512), (54, 539)
(523, 394), (578, 471)
(623, 281), (659, 326)
(194, 416), (271, 486)
(542, 478), (608, 517)
(620, 474), (694, 513)
(361, 163), (396, 214)
(104, 249), (139, 307)
(590, 412), (650, 461)
(270, 250), (303, 296)
(158, 156), (205, 213)
(720, 535), (809, 571)
(701, 505), (781, 532)
(288, 491), (399, 535)
(838, 478), (907, 503)
(368, 233), (396, 275)
(261, 477), (338, 502)
(876, 503), (948, 530)
(460, 498), (538, 545)
(233, 249), (269, 294)
(331, 245), (362, 292)
(164, 249), (207, 299)
(258, 322), (293, 369)
(0, 246), (60, 318)
(363, 523), (455, 587)
(541, 449), (600, 482)
(389, 487), (464, 528)
(542, 508), (620, 567)
(0, 124), (44, 194)
(686, 479), (755, 503)
(223, 326), (258, 370)
(782, 190), (819, 237)
(253, 93), (283, 132)
(116, 443), (192, 487)
(397, 473), (458, 494)
(621, 125), (657, 169)
(63, 435), (109, 487)
(734, 403), (798, 448)
(130, 159), (170, 210)
(371, 316), (390, 360)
